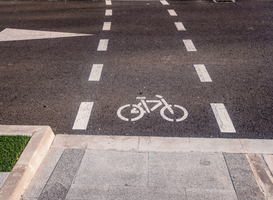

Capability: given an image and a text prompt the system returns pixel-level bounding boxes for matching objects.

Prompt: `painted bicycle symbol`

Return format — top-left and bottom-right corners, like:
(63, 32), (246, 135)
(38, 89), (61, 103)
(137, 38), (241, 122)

(117, 95), (188, 122)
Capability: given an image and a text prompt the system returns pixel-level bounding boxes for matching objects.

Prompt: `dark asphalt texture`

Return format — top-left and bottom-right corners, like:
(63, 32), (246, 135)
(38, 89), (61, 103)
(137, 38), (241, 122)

(0, 0), (272, 139)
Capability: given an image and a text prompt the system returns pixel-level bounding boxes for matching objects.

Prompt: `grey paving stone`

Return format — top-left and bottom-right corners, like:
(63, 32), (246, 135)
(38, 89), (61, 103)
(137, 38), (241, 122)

(23, 149), (64, 199)
(108, 186), (186, 200)
(186, 188), (237, 200)
(148, 152), (234, 190)
(223, 153), (265, 200)
(38, 149), (85, 200)
(73, 150), (148, 187)
(39, 183), (67, 200)
(0, 172), (9, 189)
(65, 184), (109, 200)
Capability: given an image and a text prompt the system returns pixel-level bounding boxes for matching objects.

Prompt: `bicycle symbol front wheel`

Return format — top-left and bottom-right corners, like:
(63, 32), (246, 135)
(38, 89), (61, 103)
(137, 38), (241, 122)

(117, 104), (145, 122)
(160, 105), (188, 122)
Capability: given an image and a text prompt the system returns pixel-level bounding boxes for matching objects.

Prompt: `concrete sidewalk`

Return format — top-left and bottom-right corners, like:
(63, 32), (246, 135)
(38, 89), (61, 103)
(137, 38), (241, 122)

(19, 135), (273, 200)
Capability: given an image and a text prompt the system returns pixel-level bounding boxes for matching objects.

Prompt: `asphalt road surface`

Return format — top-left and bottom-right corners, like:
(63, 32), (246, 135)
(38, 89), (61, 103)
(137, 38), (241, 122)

(0, 0), (272, 139)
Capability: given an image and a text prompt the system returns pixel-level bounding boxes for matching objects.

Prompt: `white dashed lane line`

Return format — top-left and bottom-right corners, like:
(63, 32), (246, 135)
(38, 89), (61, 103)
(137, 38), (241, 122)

(106, 0), (112, 5)
(73, 102), (94, 130)
(168, 9), (177, 16)
(89, 64), (103, 81)
(102, 22), (111, 31)
(210, 103), (236, 133)
(183, 39), (197, 51)
(97, 39), (109, 51)
(160, 0), (169, 5)
(194, 64), (212, 82)
(174, 22), (186, 31)
(105, 9), (112, 16)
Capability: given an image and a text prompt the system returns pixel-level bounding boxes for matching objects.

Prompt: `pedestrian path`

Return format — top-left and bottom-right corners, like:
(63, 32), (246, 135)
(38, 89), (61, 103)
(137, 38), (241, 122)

(21, 135), (273, 200)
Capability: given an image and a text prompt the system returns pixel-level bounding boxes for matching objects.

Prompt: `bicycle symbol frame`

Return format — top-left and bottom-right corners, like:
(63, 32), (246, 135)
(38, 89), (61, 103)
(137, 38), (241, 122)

(117, 95), (188, 122)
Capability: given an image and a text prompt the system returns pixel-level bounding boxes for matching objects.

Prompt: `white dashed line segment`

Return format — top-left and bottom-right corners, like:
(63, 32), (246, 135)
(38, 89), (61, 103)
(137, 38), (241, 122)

(106, 0), (112, 5)
(168, 9), (177, 16)
(210, 103), (236, 133)
(183, 39), (197, 51)
(73, 102), (94, 130)
(105, 9), (112, 16)
(89, 64), (103, 81)
(174, 22), (186, 31)
(160, 0), (169, 5)
(102, 22), (111, 31)
(97, 39), (109, 51)
(194, 64), (212, 82)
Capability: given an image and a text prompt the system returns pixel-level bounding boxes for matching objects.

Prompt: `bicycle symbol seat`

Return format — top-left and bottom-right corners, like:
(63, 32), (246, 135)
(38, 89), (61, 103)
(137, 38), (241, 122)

(117, 95), (188, 122)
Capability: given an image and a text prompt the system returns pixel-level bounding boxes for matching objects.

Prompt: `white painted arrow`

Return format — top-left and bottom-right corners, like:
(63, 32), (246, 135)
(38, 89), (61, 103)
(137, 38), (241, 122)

(0, 28), (92, 42)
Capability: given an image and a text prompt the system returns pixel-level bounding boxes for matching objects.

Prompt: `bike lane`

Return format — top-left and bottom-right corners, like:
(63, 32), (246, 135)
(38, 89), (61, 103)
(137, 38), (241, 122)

(70, 0), (236, 138)
(0, 0), (272, 138)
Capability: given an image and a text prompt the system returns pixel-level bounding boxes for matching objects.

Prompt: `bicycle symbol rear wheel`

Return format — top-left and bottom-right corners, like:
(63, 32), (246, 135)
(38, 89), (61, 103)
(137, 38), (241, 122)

(117, 104), (145, 121)
(160, 105), (188, 122)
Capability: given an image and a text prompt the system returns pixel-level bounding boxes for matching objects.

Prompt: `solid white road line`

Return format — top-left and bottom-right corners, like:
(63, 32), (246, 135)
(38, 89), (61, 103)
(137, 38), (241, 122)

(97, 39), (109, 51)
(89, 64), (103, 81)
(168, 9), (177, 16)
(194, 64), (212, 82)
(106, 0), (112, 5)
(160, 0), (169, 5)
(73, 102), (94, 130)
(102, 22), (111, 31)
(105, 9), (112, 16)
(183, 39), (197, 51)
(174, 22), (186, 31)
(211, 103), (236, 133)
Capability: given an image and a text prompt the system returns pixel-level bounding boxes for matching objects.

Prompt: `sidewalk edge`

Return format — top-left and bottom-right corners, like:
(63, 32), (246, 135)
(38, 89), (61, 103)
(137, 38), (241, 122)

(0, 125), (55, 200)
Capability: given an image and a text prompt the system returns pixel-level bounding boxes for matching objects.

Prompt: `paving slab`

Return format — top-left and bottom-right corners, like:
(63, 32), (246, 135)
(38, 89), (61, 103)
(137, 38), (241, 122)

(72, 150), (148, 187)
(65, 185), (109, 200)
(107, 186), (187, 200)
(38, 149), (84, 200)
(224, 153), (265, 200)
(148, 152), (234, 190)
(186, 188), (237, 200)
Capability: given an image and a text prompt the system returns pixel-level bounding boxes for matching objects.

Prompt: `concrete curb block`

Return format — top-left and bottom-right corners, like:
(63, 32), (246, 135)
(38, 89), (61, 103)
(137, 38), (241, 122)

(0, 125), (55, 200)
(51, 134), (273, 154)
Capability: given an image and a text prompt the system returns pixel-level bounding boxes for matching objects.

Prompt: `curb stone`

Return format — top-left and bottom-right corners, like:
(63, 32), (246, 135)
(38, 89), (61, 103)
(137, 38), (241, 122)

(0, 125), (55, 200)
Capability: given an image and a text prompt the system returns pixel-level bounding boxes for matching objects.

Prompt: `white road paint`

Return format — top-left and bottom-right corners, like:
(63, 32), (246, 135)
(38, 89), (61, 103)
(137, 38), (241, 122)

(0, 28), (92, 42)
(194, 64), (212, 82)
(168, 9), (177, 16)
(106, 0), (112, 5)
(211, 103), (236, 133)
(174, 22), (186, 31)
(105, 9), (112, 16)
(89, 64), (103, 81)
(160, 0), (169, 5)
(183, 39), (197, 51)
(73, 102), (94, 130)
(102, 22), (111, 31)
(97, 39), (109, 51)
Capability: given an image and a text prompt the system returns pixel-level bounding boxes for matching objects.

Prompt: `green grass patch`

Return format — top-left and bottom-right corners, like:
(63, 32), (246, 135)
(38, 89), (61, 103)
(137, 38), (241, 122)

(0, 135), (31, 172)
